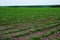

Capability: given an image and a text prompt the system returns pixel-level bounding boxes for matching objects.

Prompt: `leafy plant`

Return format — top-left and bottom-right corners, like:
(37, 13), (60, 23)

(2, 37), (11, 40)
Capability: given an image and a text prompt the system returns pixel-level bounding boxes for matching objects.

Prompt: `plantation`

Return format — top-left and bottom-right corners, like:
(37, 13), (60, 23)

(0, 7), (60, 40)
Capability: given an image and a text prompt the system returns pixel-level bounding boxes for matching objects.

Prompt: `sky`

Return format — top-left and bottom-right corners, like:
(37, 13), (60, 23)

(0, 0), (60, 6)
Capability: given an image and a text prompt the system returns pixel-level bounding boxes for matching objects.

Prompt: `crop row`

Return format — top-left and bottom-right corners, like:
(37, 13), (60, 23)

(2, 26), (31, 35)
(1, 25), (17, 31)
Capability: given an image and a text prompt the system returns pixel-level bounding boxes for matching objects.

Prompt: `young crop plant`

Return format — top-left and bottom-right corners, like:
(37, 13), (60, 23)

(29, 36), (40, 40)
(55, 37), (60, 40)
(44, 25), (51, 29)
(2, 27), (12, 30)
(31, 28), (44, 33)
(2, 37), (11, 40)
(13, 32), (30, 38)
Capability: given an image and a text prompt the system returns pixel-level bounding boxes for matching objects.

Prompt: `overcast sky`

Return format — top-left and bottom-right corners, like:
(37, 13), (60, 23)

(0, 0), (60, 6)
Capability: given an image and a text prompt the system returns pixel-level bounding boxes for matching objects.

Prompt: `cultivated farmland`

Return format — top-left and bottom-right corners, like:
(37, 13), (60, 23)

(0, 7), (60, 40)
